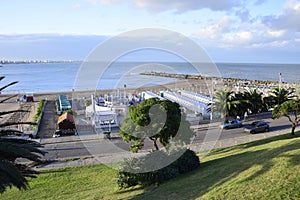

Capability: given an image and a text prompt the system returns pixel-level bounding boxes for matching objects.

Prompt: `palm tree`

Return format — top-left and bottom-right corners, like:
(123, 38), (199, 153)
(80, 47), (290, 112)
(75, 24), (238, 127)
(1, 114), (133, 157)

(213, 89), (237, 118)
(0, 77), (45, 193)
(232, 91), (249, 117)
(269, 87), (295, 106)
(243, 89), (264, 114)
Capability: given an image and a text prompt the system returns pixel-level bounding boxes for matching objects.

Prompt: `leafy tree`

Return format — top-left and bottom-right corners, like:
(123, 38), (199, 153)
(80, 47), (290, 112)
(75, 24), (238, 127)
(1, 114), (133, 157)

(272, 99), (300, 135)
(269, 88), (295, 107)
(120, 98), (194, 152)
(0, 77), (45, 193)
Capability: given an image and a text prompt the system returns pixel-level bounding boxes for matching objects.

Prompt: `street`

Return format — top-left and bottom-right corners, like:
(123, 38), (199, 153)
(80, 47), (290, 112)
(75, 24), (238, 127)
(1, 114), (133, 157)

(41, 116), (298, 162)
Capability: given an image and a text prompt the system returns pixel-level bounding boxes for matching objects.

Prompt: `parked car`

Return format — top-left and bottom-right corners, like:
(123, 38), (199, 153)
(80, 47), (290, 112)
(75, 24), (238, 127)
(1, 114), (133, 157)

(220, 119), (243, 129)
(244, 121), (269, 134)
(53, 130), (61, 138)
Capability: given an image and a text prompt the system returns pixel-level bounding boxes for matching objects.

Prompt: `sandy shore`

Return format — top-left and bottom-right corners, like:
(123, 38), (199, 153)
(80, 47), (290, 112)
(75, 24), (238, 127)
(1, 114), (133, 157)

(2, 73), (299, 104)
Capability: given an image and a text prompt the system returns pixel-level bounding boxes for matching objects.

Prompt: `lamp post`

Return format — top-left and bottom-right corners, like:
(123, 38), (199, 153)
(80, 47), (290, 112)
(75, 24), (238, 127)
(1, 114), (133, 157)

(123, 84), (126, 105)
(279, 73), (282, 89)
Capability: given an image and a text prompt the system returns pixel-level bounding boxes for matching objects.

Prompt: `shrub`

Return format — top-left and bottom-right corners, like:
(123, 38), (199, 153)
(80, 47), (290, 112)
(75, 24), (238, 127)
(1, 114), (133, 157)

(32, 100), (45, 136)
(172, 149), (200, 174)
(117, 148), (200, 188)
(62, 109), (73, 115)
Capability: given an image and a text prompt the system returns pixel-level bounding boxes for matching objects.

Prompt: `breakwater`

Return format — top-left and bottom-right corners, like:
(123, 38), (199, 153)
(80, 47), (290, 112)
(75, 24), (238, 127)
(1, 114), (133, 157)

(140, 71), (300, 89)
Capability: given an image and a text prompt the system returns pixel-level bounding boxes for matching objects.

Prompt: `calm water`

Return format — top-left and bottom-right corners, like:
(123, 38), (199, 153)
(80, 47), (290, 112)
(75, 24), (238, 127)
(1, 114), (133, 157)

(1, 62), (299, 93)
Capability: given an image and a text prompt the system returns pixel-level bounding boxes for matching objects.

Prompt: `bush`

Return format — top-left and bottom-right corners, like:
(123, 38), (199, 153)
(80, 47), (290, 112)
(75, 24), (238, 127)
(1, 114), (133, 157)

(32, 100), (45, 123)
(117, 148), (200, 188)
(32, 100), (45, 137)
(172, 149), (200, 174)
(62, 109), (73, 115)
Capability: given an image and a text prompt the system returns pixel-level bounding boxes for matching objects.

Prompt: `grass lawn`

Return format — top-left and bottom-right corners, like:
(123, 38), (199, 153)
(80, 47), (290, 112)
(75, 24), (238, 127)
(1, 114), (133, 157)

(1, 132), (300, 200)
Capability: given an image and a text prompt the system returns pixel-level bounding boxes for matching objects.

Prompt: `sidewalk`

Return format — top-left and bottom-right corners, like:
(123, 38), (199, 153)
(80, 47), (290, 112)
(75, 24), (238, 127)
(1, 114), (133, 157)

(35, 124), (299, 170)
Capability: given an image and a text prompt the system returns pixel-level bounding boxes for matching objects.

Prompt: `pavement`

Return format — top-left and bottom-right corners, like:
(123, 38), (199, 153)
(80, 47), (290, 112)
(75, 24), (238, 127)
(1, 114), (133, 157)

(34, 117), (300, 171)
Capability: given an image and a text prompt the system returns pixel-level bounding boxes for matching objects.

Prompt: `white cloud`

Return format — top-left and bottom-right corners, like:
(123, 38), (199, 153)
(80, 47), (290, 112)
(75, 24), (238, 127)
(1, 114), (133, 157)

(193, 13), (293, 50)
(72, 3), (84, 9)
(197, 16), (231, 40)
(263, 0), (300, 32)
(87, 0), (244, 12)
(267, 29), (286, 37)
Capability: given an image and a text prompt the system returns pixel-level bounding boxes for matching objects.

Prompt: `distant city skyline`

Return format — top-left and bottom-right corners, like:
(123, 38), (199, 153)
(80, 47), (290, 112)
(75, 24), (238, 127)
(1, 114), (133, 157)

(1, 0), (300, 63)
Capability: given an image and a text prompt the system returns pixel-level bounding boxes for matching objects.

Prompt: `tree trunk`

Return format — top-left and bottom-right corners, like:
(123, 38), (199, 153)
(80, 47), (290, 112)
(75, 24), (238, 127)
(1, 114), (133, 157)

(291, 124), (296, 135)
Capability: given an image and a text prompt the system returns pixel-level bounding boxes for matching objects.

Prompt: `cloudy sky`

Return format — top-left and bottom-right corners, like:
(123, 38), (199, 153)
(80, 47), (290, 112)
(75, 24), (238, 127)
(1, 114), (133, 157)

(1, 0), (300, 63)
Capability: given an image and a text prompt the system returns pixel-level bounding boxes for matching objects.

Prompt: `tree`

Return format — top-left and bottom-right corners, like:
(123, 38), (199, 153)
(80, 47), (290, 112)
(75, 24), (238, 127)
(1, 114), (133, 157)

(0, 77), (45, 193)
(213, 89), (238, 118)
(232, 91), (249, 117)
(120, 98), (194, 152)
(269, 87), (295, 107)
(272, 99), (300, 135)
(243, 89), (265, 114)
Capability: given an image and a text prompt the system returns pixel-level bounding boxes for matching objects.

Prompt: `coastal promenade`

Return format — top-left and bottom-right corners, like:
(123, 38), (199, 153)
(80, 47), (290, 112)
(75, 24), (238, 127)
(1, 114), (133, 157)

(36, 116), (298, 170)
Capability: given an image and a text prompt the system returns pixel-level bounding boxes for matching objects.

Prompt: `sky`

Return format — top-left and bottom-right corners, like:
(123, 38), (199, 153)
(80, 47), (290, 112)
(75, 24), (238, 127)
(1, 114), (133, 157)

(0, 0), (300, 63)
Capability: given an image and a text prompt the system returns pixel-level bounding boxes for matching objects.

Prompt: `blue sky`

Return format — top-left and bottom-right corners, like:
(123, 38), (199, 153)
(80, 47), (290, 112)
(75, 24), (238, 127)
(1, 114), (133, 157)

(1, 0), (300, 63)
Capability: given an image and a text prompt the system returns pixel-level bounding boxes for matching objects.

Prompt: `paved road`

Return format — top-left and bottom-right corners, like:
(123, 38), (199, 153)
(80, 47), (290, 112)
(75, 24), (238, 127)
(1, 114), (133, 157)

(40, 116), (298, 162)
(38, 100), (58, 138)
(191, 117), (295, 151)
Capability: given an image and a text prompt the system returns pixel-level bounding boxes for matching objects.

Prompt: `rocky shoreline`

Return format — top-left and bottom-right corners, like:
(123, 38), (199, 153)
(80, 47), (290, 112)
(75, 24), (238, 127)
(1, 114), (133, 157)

(140, 71), (300, 89)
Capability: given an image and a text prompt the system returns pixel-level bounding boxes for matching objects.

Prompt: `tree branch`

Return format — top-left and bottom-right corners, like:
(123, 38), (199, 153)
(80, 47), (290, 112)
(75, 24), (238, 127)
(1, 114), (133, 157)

(284, 114), (293, 123)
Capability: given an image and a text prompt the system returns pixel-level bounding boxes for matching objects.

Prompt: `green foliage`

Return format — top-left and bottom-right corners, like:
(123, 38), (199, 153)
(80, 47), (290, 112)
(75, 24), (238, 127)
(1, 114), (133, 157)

(0, 77), (45, 193)
(117, 148), (200, 188)
(213, 89), (236, 118)
(62, 109), (73, 115)
(32, 100), (45, 135)
(213, 88), (295, 119)
(84, 99), (92, 107)
(1, 133), (300, 199)
(32, 99), (45, 123)
(120, 98), (194, 152)
(269, 87), (295, 107)
(272, 99), (300, 135)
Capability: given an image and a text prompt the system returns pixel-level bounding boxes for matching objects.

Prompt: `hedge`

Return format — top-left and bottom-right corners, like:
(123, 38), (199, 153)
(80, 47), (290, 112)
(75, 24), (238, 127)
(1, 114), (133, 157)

(117, 148), (200, 188)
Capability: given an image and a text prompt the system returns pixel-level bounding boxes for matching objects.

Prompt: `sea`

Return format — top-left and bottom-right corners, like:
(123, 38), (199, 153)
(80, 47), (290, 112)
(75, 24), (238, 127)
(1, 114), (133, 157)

(1, 62), (300, 94)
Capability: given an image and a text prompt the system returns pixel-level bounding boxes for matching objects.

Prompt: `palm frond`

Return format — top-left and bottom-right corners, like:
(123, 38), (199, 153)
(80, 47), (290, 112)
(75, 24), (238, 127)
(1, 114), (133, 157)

(0, 110), (28, 117)
(0, 94), (18, 104)
(0, 81), (18, 92)
(0, 76), (45, 193)
(0, 122), (36, 128)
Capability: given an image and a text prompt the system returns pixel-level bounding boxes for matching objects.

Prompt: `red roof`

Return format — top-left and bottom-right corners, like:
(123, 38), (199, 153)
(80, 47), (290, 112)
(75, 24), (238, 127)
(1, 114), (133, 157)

(57, 112), (74, 124)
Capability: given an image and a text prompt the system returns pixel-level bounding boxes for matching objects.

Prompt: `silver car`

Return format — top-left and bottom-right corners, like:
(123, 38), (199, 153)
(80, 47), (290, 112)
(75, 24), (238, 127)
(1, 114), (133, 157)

(220, 119), (243, 129)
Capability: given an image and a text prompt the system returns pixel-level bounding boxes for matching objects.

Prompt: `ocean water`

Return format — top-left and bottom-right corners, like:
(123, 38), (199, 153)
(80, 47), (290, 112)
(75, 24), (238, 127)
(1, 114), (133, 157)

(1, 62), (299, 93)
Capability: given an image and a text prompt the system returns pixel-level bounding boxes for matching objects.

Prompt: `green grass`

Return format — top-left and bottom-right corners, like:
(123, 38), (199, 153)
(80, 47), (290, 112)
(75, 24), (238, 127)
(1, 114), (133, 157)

(2, 132), (300, 200)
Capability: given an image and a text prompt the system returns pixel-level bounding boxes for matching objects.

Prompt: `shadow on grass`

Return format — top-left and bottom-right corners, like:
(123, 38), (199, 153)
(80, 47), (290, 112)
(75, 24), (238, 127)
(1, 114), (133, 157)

(127, 134), (300, 200)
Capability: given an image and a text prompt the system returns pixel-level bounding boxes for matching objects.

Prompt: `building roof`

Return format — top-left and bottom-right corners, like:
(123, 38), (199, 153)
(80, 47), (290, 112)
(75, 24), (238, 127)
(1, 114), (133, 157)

(57, 112), (75, 124)
(59, 94), (72, 109)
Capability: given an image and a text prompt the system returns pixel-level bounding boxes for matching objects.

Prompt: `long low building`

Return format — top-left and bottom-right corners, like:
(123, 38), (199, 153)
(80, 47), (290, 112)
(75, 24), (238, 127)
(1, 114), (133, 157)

(160, 91), (209, 114)
(141, 91), (164, 100)
(179, 90), (213, 104)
